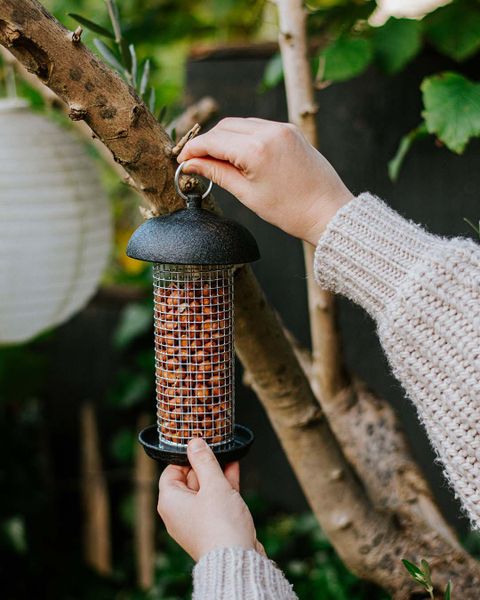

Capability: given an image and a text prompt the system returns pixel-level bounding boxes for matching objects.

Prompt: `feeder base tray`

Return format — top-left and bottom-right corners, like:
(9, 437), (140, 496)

(138, 424), (254, 465)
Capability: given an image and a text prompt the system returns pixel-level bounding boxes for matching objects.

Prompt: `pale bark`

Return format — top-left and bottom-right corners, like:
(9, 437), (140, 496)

(2, 1), (479, 596)
(134, 414), (157, 589)
(80, 402), (112, 575)
(277, 0), (344, 401)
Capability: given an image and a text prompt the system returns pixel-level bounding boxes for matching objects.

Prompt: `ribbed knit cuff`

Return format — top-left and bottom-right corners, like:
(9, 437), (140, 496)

(192, 547), (297, 600)
(314, 193), (438, 318)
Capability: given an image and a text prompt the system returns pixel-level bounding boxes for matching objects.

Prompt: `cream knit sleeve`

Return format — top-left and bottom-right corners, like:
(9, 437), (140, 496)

(314, 192), (480, 527)
(192, 548), (297, 599)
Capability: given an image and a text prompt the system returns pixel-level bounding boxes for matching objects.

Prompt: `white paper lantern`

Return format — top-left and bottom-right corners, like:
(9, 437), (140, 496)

(0, 98), (112, 344)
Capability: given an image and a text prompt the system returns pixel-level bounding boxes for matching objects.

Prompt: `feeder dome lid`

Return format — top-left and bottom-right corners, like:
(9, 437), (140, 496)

(127, 195), (260, 265)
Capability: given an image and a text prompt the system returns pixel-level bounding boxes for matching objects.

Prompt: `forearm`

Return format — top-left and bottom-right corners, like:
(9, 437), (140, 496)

(315, 193), (480, 527)
(193, 548), (298, 600)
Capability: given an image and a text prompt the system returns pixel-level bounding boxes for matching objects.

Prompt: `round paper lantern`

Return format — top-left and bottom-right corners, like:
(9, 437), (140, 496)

(0, 98), (112, 344)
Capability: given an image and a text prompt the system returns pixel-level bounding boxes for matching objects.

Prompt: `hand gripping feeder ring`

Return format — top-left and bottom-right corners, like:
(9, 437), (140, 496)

(127, 164), (260, 465)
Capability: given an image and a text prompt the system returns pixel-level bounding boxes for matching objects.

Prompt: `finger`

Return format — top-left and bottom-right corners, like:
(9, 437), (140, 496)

(187, 437), (225, 488)
(223, 462), (240, 492)
(159, 465), (189, 492)
(255, 539), (267, 557)
(177, 129), (251, 165)
(186, 468), (200, 492)
(183, 157), (246, 197)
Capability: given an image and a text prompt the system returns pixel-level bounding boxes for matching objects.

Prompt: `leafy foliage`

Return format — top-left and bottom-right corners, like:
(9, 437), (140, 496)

(321, 35), (373, 82)
(421, 72), (480, 154)
(372, 17), (422, 74)
(424, 1), (480, 62)
(388, 123), (428, 181)
(402, 558), (452, 599)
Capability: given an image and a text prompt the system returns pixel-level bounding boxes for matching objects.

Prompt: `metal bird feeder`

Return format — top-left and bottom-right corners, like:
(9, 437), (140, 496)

(127, 162), (260, 465)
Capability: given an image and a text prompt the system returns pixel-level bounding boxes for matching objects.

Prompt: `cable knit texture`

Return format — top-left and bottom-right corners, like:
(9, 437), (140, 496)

(192, 193), (480, 598)
(192, 548), (297, 599)
(315, 192), (480, 527)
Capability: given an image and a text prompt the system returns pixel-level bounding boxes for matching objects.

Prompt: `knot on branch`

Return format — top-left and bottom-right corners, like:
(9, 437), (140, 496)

(69, 26), (83, 44)
(0, 22), (52, 82)
(0, 20), (21, 45)
(69, 103), (87, 121)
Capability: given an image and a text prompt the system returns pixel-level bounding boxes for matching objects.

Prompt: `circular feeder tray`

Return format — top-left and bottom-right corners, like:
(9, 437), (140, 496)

(138, 423), (254, 466)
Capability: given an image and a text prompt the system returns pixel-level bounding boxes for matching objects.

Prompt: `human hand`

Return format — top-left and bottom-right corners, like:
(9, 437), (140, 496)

(157, 437), (262, 561)
(177, 117), (353, 246)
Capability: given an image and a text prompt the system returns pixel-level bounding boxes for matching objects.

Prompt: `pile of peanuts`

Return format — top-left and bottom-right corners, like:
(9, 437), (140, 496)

(154, 268), (234, 446)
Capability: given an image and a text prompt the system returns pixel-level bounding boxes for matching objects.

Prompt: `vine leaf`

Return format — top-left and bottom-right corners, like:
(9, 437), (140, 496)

(261, 53), (284, 91)
(464, 218), (480, 237)
(68, 13), (114, 39)
(421, 72), (480, 154)
(373, 17), (422, 74)
(388, 122), (428, 181)
(424, 1), (480, 62)
(93, 38), (124, 72)
(320, 35), (372, 83)
(140, 59), (151, 96)
(149, 88), (156, 113)
(402, 559), (425, 583)
(129, 44), (138, 86)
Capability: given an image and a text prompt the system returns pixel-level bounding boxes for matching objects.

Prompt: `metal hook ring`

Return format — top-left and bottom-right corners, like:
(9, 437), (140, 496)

(174, 161), (213, 201)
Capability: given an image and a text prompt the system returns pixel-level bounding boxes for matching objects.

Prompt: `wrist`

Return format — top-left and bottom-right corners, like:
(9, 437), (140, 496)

(304, 186), (354, 246)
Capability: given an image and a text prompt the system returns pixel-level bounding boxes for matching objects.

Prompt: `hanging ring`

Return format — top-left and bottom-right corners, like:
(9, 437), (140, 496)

(174, 161), (213, 201)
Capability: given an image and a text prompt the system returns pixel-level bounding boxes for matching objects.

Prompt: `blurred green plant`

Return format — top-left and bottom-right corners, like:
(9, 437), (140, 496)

(402, 558), (452, 599)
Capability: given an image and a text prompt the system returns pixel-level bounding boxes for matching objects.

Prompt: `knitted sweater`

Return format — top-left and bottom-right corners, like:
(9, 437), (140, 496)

(193, 193), (480, 599)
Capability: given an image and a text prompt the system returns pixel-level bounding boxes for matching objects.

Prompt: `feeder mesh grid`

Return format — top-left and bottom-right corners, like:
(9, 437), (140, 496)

(154, 264), (234, 447)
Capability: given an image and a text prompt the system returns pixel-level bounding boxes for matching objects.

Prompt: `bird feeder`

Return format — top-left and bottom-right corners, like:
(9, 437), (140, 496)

(127, 162), (260, 465)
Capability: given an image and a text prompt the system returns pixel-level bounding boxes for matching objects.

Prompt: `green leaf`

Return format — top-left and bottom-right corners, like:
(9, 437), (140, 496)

(158, 105), (168, 123)
(140, 59), (151, 96)
(171, 127), (177, 143)
(321, 36), (372, 83)
(425, 2), (480, 62)
(388, 122), (428, 181)
(129, 44), (138, 87)
(3, 516), (27, 554)
(68, 13), (114, 39)
(420, 559), (431, 582)
(373, 18), (422, 74)
(261, 53), (284, 91)
(421, 72), (480, 154)
(114, 303), (152, 350)
(93, 38), (124, 73)
(464, 217), (480, 237)
(444, 580), (452, 600)
(149, 87), (156, 113)
(402, 559), (425, 582)
(110, 429), (135, 462)
(120, 38), (132, 72)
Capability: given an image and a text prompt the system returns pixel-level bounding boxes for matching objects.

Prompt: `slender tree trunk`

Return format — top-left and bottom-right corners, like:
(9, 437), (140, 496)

(80, 402), (112, 575)
(2, 1), (479, 595)
(134, 414), (157, 590)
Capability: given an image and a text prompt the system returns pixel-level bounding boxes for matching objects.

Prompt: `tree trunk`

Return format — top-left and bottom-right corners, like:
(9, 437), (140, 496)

(2, 0), (479, 595)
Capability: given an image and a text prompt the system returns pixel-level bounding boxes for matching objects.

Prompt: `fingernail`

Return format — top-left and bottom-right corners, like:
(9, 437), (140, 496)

(189, 437), (206, 452)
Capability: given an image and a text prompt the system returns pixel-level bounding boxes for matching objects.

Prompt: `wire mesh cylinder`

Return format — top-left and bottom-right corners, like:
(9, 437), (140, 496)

(154, 264), (234, 447)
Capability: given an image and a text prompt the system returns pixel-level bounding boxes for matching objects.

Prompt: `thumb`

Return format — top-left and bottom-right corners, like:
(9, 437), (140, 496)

(183, 157), (245, 198)
(187, 437), (225, 488)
